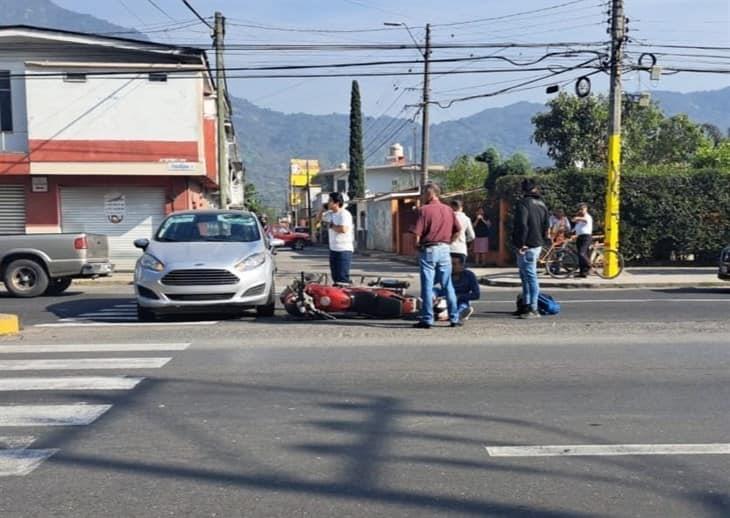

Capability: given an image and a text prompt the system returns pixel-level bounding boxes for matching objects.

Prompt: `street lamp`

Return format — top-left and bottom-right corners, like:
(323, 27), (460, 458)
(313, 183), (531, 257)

(384, 21), (432, 188)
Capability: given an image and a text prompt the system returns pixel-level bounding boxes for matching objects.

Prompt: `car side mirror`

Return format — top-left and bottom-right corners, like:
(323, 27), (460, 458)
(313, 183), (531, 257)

(134, 238), (150, 251)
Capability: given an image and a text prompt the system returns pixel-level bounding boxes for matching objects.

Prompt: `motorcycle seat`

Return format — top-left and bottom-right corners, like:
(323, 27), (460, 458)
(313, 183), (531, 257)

(378, 279), (410, 290)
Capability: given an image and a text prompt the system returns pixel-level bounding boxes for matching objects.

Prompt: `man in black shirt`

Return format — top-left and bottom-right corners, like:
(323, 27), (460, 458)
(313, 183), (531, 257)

(512, 178), (550, 318)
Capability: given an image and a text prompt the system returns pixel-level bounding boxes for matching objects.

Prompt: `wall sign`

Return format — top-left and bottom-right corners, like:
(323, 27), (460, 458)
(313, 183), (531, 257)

(104, 192), (126, 224)
(31, 176), (48, 193)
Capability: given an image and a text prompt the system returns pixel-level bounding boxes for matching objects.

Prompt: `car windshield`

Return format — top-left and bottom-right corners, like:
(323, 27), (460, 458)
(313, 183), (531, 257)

(155, 213), (261, 243)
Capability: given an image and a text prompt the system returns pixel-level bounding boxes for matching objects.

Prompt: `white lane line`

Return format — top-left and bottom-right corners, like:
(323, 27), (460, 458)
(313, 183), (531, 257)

(0, 404), (112, 427)
(0, 358), (171, 371)
(70, 316), (135, 320)
(486, 444), (730, 457)
(0, 449), (58, 477)
(474, 298), (730, 305)
(0, 376), (145, 391)
(37, 322), (219, 328)
(0, 343), (189, 353)
(0, 436), (36, 449)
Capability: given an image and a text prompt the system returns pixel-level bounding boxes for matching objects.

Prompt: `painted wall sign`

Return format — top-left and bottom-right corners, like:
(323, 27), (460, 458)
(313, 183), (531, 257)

(104, 192), (126, 224)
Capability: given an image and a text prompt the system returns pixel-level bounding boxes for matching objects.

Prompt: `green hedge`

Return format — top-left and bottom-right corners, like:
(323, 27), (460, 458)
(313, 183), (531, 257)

(495, 169), (730, 264)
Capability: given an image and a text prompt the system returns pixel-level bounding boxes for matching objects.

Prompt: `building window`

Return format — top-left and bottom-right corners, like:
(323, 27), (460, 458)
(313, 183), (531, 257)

(0, 71), (12, 132)
(337, 179), (347, 193)
(149, 72), (168, 82)
(64, 72), (87, 83)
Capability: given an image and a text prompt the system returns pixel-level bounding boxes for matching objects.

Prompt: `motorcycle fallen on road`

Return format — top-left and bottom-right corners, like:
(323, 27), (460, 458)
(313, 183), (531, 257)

(280, 272), (420, 320)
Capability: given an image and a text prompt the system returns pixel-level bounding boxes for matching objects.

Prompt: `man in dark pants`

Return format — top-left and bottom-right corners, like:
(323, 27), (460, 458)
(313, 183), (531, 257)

(412, 183), (462, 329)
(512, 178), (550, 319)
(323, 192), (354, 284)
(573, 203), (593, 277)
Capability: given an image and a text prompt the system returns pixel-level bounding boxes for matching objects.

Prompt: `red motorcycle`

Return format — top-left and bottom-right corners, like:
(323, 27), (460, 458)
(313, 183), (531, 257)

(280, 273), (420, 320)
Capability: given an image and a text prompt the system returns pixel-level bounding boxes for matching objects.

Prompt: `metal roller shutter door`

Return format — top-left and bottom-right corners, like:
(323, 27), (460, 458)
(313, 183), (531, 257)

(60, 187), (166, 271)
(0, 185), (26, 235)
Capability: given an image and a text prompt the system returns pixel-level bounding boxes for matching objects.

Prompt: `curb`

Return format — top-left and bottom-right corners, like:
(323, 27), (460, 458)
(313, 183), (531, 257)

(0, 314), (20, 336)
(481, 277), (730, 289)
(357, 251), (418, 266)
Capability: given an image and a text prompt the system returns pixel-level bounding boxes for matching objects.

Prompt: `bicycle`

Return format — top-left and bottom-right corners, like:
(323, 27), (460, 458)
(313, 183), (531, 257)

(544, 235), (625, 280)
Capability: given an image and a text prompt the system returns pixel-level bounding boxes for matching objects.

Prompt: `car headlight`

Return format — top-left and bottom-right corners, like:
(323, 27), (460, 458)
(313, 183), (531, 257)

(235, 252), (266, 272)
(139, 253), (165, 272)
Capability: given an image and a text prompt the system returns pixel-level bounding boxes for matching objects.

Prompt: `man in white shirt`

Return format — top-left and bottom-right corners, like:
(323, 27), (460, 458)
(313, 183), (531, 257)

(449, 199), (475, 265)
(572, 203), (593, 277)
(324, 192), (354, 284)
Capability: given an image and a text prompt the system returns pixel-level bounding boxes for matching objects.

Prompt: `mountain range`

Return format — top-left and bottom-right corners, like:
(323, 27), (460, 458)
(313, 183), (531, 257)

(3, 0), (729, 209)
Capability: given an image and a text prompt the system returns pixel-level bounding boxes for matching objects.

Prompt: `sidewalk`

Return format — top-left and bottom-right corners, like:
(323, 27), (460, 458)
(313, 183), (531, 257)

(481, 267), (726, 289)
(358, 250), (726, 289)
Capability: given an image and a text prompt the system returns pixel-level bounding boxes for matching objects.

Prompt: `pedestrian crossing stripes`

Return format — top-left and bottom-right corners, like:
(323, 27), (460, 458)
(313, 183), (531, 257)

(39, 302), (218, 327)
(0, 342), (188, 477)
(0, 404), (112, 427)
(0, 343), (190, 354)
(0, 358), (172, 371)
(0, 376), (144, 391)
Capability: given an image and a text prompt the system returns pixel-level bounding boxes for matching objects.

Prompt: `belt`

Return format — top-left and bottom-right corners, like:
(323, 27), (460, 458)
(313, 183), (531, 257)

(422, 242), (449, 248)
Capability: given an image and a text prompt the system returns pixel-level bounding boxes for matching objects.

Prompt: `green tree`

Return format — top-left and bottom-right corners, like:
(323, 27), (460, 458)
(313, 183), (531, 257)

(348, 80), (365, 199)
(476, 147), (533, 190)
(244, 182), (265, 214)
(532, 93), (709, 169)
(531, 92), (608, 169)
(443, 155), (489, 192)
(693, 141), (730, 169)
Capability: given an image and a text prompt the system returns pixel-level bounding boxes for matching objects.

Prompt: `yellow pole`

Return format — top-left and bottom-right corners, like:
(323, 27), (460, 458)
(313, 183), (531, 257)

(603, 0), (625, 278)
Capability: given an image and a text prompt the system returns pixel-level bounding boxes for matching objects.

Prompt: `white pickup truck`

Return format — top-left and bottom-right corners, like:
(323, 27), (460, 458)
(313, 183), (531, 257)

(0, 233), (113, 297)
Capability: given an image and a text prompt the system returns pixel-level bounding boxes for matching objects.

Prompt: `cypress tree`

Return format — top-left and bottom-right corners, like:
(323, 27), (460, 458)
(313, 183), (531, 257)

(348, 80), (365, 200)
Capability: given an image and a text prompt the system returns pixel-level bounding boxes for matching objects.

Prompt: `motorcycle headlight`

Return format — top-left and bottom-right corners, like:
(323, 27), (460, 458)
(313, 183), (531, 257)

(139, 253), (165, 272)
(235, 252), (266, 272)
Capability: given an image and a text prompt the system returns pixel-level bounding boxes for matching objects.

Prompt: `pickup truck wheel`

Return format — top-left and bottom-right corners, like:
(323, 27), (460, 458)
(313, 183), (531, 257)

(292, 239), (305, 251)
(4, 259), (49, 298)
(137, 304), (157, 322)
(256, 282), (276, 317)
(45, 277), (73, 296)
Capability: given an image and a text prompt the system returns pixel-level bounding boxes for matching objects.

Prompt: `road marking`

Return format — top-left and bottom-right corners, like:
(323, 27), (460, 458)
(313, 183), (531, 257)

(0, 404), (112, 426)
(0, 376), (145, 391)
(486, 444), (730, 457)
(36, 321), (219, 328)
(0, 357), (171, 371)
(0, 449), (58, 477)
(474, 298), (730, 305)
(0, 343), (189, 354)
(0, 436), (36, 449)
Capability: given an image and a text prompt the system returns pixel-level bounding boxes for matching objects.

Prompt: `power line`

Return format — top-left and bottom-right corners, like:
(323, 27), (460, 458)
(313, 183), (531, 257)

(433, 0), (601, 28)
(145, 0), (177, 22)
(180, 0), (213, 29)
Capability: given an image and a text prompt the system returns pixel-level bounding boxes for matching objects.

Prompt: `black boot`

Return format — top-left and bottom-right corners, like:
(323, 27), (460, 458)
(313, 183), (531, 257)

(512, 304), (528, 317)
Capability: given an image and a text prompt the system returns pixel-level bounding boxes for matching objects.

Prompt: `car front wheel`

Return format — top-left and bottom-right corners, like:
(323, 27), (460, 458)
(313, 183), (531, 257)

(137, 304), (157, 322)
(256, 282), (276, 317)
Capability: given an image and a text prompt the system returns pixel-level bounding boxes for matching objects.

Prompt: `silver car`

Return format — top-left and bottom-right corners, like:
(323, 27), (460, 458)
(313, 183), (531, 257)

(133, 210), (277, 321)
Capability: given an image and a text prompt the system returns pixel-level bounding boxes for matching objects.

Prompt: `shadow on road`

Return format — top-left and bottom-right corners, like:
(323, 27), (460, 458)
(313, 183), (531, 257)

(33, 377), (730, 517)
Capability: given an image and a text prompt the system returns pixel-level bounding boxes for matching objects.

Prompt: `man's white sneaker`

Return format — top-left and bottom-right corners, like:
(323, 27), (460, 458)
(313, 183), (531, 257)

(460, 306), (475, 321)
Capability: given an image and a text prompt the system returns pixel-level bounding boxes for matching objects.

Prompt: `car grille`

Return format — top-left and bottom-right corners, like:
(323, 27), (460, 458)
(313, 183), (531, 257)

(243, 284), (267, 297)
(166, 293), (236, 301)
(161, 269), (239, 286)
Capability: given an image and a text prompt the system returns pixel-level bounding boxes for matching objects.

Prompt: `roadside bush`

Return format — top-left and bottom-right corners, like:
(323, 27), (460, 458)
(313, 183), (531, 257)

(495, 168), (730, 264)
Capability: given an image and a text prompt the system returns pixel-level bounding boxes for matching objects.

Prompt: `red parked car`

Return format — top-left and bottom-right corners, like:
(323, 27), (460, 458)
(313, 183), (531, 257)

(271, 225), (310, 251)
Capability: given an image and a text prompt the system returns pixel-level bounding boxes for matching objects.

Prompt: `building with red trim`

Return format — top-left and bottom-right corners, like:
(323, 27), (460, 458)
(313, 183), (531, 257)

(0, 26), (242, 268)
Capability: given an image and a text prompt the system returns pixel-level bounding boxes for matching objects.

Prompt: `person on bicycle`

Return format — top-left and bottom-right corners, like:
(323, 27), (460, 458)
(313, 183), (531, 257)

(573, 203), (593, 277)
(549, 209), (571, 245)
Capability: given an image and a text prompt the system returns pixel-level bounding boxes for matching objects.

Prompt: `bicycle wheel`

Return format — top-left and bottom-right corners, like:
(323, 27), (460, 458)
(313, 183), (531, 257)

(593, 248), (624, 279)
(545, 248), (580, 279)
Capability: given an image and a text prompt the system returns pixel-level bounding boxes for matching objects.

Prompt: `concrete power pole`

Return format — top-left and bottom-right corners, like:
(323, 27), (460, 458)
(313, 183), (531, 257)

(214, 12), (229, 209)
(420, 23), (431, 188)
(604, 0), (625, 277)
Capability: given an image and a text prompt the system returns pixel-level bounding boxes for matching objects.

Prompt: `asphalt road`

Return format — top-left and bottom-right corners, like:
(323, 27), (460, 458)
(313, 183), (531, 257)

(2, 249), (730, 517)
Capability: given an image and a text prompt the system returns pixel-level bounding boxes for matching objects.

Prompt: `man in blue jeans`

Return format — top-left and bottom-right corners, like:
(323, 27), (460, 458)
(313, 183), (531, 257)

(323, 192), (354, 284)
(412, 183), (462, 329)
(512, 178), (550, 319)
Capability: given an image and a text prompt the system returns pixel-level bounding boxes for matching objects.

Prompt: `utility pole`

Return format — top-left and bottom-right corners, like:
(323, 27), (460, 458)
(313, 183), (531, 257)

(214, 11), (229, 209)
(604, 0), (625, 277)
(420, 23), (432, 188)
(305, 160), (313, 236)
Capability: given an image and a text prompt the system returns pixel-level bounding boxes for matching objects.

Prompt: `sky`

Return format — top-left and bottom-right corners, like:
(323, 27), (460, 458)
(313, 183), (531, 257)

(54, 0), (730, 123)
